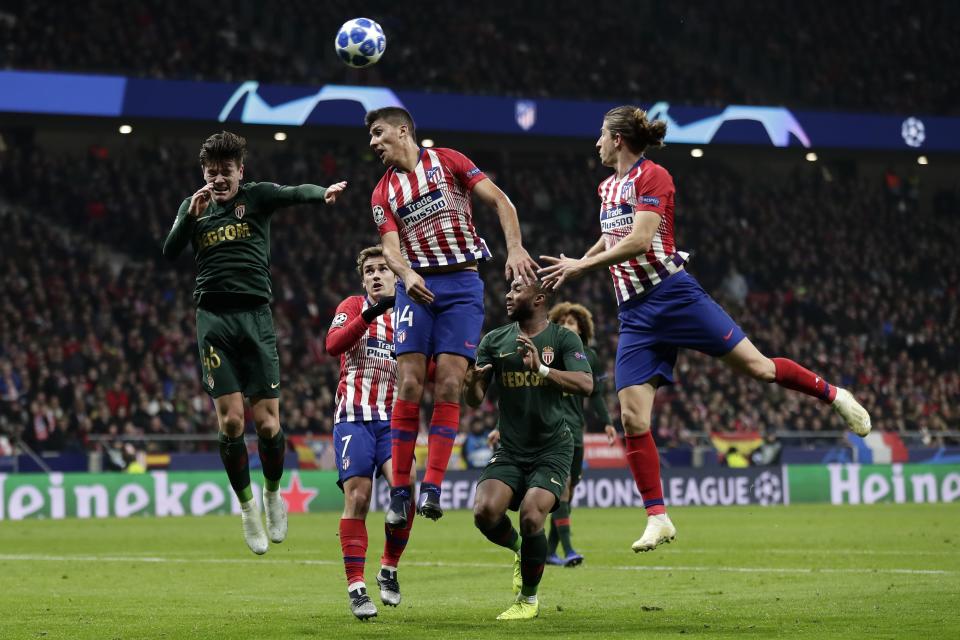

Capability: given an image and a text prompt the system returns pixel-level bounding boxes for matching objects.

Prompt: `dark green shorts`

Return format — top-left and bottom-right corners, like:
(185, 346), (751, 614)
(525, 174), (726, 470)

(479, 440), (574, 512)
(570, 443), (584, 487)
(196, 305), (280, 399)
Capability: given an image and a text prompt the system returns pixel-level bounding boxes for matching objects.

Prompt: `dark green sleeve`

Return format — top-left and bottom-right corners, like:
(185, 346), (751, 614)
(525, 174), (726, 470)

(162, 199), (195, 260)
(248, 182), (328, 212)
(559, 330), (592, 374)
(587, 347), (612, 425)
(475, 333), (494, 369)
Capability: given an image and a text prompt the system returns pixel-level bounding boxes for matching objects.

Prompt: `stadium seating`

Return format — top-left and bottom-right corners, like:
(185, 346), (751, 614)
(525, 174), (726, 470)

(1, 0), (957, 114)
(1, 137), (956, 453)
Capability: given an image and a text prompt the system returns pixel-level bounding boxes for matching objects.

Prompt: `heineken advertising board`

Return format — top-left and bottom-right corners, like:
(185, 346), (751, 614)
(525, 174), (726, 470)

(1, 464), (958, 520)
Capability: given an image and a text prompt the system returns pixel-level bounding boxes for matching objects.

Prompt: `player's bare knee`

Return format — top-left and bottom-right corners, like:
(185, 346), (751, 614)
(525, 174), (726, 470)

(621, 409), (651, 435)
(397, 377), (424, 402)
(473, 502), (497, 529)
(254, 418), (280, 438)
(518, 510), (545, 536)
(345, 487), (371, 518)
(433, 377), (461, 403)
(219, 414), (245, 437)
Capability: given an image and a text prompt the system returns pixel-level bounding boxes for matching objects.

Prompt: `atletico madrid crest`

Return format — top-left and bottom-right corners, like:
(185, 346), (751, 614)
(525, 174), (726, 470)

(541, 346), (555, 365)
(234, 204), (245, 219)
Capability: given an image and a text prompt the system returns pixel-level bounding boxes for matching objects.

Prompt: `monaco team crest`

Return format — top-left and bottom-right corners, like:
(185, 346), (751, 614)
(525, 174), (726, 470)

(234, 204), (246, 219)
(541, 346), (555, 365)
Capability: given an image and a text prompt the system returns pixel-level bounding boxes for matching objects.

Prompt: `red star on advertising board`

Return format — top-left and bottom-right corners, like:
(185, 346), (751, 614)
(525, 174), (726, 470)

(279, 471), (318, 513)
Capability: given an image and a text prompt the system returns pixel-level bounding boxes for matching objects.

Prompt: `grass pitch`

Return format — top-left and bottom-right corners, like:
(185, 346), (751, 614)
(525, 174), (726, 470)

(1, 504), (958, 639)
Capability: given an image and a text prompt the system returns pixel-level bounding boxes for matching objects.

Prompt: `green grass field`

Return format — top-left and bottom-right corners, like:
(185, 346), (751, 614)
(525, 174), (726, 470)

(1, 504), (958, 639)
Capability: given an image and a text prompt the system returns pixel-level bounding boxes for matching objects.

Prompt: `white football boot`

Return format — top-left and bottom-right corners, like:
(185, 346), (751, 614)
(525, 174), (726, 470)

(240, 498), (269, 555)
(631, 513), (677, 553)
(832, 388), (872, 437)
(263, 488), (288, 543)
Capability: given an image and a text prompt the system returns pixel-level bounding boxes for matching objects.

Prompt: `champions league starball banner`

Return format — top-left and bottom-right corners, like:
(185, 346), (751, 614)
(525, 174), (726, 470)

(1, 70), (958, 151)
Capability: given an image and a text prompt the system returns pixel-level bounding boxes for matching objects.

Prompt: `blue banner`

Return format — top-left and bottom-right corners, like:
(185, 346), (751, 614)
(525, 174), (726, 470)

(2, 70), (957, 151)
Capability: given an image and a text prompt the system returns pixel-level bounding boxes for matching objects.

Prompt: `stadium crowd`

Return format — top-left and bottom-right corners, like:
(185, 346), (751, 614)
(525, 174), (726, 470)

(0, 135), (956, 455)
(2, 0), (957, 115)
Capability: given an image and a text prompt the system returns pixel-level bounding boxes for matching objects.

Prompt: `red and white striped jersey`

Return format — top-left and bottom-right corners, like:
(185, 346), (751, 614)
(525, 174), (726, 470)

(326, 295), (396, 423)
(597, 158), (689, 305)
(371, 147), (491, 268)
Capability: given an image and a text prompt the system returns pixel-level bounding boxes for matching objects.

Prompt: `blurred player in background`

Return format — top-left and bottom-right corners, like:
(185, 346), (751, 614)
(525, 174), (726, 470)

(539, 105), (872, 553)
(545, 302), (616, 567)
(162, 131), (347, 554)
(465, 279), (593, 620)
(365, 107), (539, 526)
(325, 246), (415, 620)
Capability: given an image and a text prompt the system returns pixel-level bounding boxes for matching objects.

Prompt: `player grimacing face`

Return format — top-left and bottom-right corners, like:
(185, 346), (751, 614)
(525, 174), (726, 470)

(202, 160), (244, 203)
(596, 122), (619, 167)
(368, 119), (406, 167)
(361, 257), (397, 302)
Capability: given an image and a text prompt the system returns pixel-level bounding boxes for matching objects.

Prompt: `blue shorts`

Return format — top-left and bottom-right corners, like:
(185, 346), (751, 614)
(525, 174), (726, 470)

(333, 419), (392, 489)
(393, 270), (484, 361)
(615, 270), (746, 391)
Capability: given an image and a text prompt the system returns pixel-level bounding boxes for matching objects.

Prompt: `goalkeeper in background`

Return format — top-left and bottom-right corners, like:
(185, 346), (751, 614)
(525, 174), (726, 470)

(163, 131), (347, 555)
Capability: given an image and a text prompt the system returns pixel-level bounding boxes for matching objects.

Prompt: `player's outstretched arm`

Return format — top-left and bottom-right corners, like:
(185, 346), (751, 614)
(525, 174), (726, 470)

(162, 185), (212, 260)
(516, 334), (593, 396)
(249, 181), (347, 210)
(472, 179), (539, 284)
(538, 210), (661, 289)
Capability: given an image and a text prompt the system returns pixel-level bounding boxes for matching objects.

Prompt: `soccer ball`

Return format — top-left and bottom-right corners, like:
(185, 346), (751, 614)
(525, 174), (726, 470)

(335, 18), (386, 68)
(901, 117), (925, 148)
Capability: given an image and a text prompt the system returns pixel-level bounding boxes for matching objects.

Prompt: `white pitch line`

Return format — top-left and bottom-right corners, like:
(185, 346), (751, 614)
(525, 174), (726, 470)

(0, 554), (951, 576)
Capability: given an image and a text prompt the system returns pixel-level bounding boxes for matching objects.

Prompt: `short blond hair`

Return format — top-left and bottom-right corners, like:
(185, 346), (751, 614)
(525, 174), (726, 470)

(548, 302), (594, 345)
(356, 245), (385, 276)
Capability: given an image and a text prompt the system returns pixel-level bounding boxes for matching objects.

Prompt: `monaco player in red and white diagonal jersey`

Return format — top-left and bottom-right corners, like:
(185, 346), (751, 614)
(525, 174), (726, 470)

(325, 245), (415, 618)
(541, 105), (872, 555)
(364, 106), (539, 528)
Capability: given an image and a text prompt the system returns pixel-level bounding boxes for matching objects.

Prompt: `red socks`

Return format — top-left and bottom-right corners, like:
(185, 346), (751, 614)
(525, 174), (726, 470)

(339, 517), (367, 587)
(624, 432), (666, 516)
(381, 497), (415, 568)
(390, 399), (420, 487)
(772, 357), (837, 403)
(423, 402), (459, 487)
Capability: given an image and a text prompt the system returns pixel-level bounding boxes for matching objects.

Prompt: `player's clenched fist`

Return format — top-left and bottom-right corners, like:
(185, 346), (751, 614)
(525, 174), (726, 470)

(188, 184), (214, 217)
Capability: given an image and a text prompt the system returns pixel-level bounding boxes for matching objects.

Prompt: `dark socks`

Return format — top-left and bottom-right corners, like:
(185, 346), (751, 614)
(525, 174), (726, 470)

(258, 430), (286, 492)
(218, 432), (252, 503)
(553, 501), (574, 555)
(520, 530), (547, 597)
(479, 515), (521, 552)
